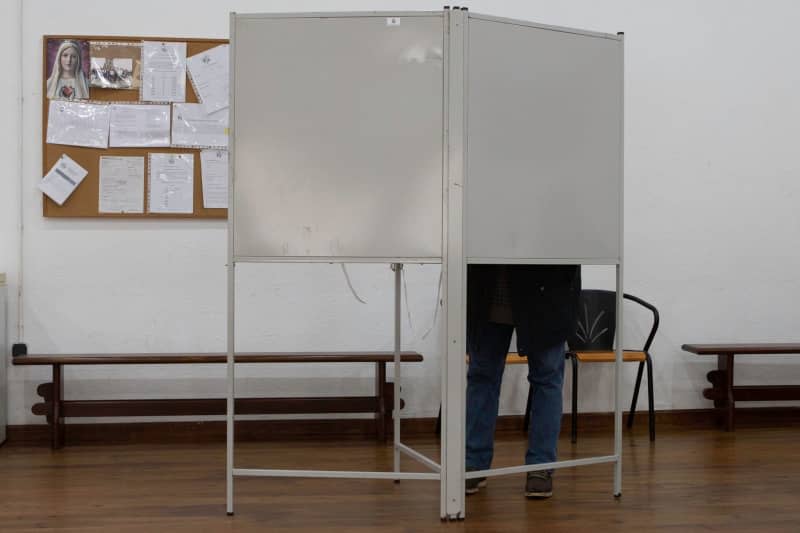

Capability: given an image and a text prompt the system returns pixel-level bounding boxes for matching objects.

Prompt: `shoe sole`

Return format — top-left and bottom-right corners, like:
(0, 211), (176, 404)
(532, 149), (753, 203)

(524, 490), (553, 499)
(465, 479), (488, 495)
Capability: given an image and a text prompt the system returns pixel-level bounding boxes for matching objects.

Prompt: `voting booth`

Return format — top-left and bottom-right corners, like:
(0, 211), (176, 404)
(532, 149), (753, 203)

(227, 9), (623, 520)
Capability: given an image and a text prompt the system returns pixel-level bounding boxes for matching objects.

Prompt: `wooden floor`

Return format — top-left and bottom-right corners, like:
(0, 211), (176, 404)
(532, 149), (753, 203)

(2, 425), (800, 532)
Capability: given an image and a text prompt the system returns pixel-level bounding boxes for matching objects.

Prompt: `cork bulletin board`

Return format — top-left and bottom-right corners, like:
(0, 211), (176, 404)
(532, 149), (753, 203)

(41, 35), (229, 219)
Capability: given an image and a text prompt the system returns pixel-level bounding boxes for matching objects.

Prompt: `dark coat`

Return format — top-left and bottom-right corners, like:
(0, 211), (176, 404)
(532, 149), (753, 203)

(467, 264), (581, 353)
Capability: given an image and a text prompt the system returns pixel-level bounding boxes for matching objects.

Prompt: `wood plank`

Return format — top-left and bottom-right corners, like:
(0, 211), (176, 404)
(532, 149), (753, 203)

(733, 386), (800, 402)
(573, 350), (646, 363)
(704, 386), (800, 403)
(682, 343), (800, 355)
(53, 397), (379, 417)
(12, 351), (424, 365)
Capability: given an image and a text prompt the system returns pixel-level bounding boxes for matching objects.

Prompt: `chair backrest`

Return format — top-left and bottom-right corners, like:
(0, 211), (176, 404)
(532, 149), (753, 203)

(567, 290), (660, 353)
(568, 290), (617, 351)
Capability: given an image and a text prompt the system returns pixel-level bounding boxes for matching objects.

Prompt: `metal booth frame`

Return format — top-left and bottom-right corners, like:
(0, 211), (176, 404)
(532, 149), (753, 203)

(226, 9), (624, 521)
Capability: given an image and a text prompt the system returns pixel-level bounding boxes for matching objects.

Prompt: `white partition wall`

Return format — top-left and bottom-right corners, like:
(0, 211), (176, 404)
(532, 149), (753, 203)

(466, 15), (623, 264)
(457, 13), (625, 516)
(232, 13), (444, 262)
(227, 11), (447, 519)
(228, 9), (623, 521)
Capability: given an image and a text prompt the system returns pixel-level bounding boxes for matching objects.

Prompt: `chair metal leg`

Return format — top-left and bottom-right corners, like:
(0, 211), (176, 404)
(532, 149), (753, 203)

(523, 383), (532, 433)
(646, 354), (655, 441)
(570, 354), (578, 443)
(628, 361), (645, 428)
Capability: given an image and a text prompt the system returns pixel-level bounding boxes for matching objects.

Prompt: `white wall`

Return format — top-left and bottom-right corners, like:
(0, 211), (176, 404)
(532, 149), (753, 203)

(1, 0), (22, 426)
(4, 0), (800, 426)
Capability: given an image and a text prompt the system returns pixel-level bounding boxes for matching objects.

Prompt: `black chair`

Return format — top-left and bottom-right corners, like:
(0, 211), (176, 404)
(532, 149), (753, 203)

(522, 290), (659, 442)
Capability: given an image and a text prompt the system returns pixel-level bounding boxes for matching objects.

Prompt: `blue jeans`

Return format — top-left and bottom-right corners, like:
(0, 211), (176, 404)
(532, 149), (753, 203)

(465, 322), (565, 470)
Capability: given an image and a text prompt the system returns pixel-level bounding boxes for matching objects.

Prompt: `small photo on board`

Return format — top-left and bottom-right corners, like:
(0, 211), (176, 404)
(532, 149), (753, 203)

(89, 41), (142, 90)
(45, 38), (91, 100)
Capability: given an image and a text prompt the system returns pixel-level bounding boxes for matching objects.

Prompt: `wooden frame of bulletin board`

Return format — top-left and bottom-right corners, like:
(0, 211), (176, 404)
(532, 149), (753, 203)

(41, 35), (228, 218)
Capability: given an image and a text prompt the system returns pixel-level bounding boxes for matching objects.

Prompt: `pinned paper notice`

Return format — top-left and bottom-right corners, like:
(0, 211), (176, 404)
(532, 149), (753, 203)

(186, 44), (229, 114)
(171, 104), (228, 148)
(99, 156), (145, 213)
(38, 154), (88, 205)
(148, 153), (194, 214)
(200, 149), (228, 208)
(141, 41), (187, 102)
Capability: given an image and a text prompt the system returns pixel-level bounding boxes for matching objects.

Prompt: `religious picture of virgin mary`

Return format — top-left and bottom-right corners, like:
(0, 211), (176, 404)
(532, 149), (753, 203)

(45, 39), (91, 100)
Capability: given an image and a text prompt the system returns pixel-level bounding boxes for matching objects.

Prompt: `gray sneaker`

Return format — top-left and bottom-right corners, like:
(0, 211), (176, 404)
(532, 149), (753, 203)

(524, 471), (553, 499)
(465, 476), (487, 495)
(465, 467), (487, 495)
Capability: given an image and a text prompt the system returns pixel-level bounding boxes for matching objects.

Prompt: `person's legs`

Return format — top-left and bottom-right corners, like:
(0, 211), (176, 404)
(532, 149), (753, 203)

(465, 322), (514, 471)
(524, 342), (566, 466)
(521, 341), (566, 498)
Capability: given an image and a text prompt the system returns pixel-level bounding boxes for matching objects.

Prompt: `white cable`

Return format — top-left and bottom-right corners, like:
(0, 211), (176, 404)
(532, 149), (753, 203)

(421, 269), (443, 340)
(340, 264), (367, 304)
(401, 266), (413, 330)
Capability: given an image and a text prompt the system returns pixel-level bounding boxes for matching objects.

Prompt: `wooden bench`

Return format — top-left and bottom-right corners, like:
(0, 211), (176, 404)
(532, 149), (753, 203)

(12, 351), (424, 449)
(682, 343), (800, 431)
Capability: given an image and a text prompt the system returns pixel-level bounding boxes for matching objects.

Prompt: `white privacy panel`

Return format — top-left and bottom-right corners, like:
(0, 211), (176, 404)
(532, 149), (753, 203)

(232, 14), (444, 261)
(466, 17), (623, 263)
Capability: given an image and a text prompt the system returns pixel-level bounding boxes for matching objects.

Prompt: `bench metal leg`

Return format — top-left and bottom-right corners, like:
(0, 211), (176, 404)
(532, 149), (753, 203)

(52, 364), (64, 449)
(719, 354), (735, 431)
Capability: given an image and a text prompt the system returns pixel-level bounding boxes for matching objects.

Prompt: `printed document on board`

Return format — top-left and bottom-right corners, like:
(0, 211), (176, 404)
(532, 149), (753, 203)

(141, 41), (187, 102)
(109, 104), (171, 147)
(171, 104), (228, 148)
(46, 100), (110, 148)
(148, 153), (194, 214)
(187, 44), (229, 114)
(98, 156), (145, 213)
(38, 154), (88, 205)
(200, 149), (228, 208)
